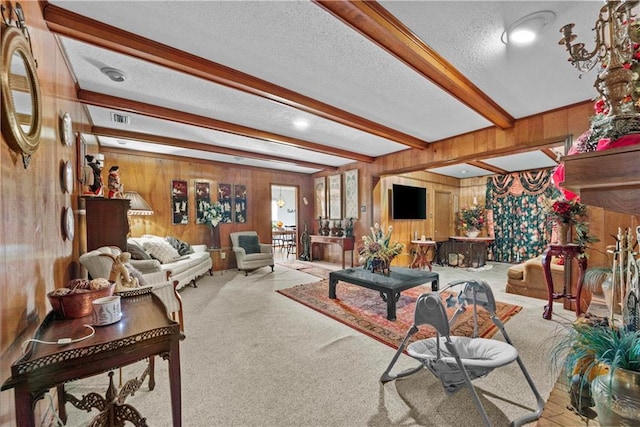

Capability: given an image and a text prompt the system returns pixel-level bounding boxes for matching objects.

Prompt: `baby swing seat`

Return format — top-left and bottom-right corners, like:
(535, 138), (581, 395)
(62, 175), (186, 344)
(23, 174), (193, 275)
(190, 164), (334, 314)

(379, 279), (544, 427)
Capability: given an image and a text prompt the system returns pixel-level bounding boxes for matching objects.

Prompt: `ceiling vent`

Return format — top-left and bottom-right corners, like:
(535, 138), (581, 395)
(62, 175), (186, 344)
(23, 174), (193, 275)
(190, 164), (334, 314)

(110, 112), (131, 125)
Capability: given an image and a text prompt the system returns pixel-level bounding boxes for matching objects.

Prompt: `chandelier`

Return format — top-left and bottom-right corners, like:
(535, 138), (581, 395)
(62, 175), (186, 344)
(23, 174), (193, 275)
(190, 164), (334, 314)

(276, 187), (285, 208)
(558, 0), (640, 118)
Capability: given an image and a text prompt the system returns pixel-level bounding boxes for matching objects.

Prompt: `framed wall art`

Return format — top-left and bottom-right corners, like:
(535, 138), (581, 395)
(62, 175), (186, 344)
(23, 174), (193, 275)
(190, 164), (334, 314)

(328, 174), (342, 220)
(195, 181), (211, 224)
(171, 180), (188, 225)
(76, 133), (86, 182)
(344, 169), (359, 219)
(217, 183), (233, 223)
(314, 177), (326, 218)
(234, 184), (247, 223)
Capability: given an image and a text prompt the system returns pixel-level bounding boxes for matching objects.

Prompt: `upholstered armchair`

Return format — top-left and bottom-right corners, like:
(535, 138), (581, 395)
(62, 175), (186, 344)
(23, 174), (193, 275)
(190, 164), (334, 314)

(79, 246), (184, 329)
(230, 231), (274, 276)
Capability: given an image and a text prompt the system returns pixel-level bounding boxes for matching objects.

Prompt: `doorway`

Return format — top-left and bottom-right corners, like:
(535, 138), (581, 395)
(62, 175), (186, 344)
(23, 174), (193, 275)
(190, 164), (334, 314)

(271, 185), (298, 257)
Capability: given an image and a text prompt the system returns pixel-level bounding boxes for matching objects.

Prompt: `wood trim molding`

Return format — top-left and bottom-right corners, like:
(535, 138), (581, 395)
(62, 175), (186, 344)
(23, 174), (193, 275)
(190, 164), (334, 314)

(91, 126), (337, 171)
(43, 3), (429, 150)
(78, 90), (373, 163)
(314, 0), (515, 129)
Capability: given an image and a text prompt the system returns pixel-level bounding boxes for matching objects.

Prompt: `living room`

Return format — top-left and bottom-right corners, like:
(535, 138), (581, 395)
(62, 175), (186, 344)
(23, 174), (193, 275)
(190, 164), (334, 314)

(2, 1), (640, 426)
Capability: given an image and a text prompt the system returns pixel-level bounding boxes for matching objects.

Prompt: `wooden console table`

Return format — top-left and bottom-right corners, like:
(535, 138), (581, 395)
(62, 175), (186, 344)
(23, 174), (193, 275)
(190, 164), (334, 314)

(1, 292), (183, 427)
(310, 235), (355, 269)
(542, 243), (587, 320)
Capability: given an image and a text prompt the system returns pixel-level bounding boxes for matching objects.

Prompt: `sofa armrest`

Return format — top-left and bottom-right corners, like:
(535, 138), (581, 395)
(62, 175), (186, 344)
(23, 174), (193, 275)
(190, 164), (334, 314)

(129, 259), (162, 274)
(259, 243), (273, 254)
(191, 244), (207, 253)
(232, 246), (246, 256)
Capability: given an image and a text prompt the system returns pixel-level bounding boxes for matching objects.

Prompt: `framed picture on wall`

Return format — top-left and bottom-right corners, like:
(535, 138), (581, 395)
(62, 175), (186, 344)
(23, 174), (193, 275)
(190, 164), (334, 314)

(171, 180), (188, 225)
(195, 181), (211, 224)
(217, 183), (233, 223)
(344, 169), (359, 219)
(234, 184), (247, 223)
(76, 133), (86, 182)
(328, 174), (342, 219)
(314, 177), (326, 218)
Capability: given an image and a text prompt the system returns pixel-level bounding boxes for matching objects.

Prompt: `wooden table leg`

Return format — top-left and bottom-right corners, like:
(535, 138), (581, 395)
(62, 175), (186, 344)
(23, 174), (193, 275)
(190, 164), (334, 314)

(168, 341), (182, 427)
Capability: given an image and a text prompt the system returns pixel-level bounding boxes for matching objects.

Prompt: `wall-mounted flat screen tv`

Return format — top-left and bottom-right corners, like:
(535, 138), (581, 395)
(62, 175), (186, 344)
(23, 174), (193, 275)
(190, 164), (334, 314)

(392, 184), (427, 220)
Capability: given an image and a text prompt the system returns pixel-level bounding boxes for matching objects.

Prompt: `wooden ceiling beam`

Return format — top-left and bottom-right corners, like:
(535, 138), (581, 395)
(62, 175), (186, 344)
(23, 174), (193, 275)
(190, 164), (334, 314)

(315, 0), (515, 129)
(91, 126), (337, 171)
(78, 90), (373, 163)
(466, 160), (508, 176)
(43, 3), (429, 150)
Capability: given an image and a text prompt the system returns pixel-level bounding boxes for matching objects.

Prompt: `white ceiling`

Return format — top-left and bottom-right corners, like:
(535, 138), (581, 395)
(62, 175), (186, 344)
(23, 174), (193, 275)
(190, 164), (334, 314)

(45, 1), (608, 176)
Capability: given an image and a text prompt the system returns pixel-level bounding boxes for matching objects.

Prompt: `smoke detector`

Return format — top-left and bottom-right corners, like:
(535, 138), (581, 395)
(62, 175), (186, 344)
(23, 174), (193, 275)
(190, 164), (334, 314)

(100, 67), (127, 82)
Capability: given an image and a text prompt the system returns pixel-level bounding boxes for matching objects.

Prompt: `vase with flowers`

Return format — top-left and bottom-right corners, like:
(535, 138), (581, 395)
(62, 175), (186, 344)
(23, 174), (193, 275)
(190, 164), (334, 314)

(544, 197), (597, 247)
(457, 204), (485, 237)
(358, 224), (404, 275)
(202, 201), (224, 249)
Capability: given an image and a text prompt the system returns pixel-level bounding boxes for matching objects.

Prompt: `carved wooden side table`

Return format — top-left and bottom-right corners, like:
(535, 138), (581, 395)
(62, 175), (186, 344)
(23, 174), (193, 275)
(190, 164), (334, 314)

(542, 243), (587, 320)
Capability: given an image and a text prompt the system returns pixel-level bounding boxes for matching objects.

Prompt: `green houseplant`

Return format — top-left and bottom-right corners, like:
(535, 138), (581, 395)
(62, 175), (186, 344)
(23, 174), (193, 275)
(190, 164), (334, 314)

(551, 321), (640, 424)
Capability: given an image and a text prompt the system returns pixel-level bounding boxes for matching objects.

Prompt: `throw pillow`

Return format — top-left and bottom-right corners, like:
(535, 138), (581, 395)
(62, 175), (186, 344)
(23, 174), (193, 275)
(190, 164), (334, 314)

(166, 236), (194, 256)
(127, 241), (152, 260)
(143, 239), (181, 264)
(238, 235), (260, 254)
(125, 263), (147, 287)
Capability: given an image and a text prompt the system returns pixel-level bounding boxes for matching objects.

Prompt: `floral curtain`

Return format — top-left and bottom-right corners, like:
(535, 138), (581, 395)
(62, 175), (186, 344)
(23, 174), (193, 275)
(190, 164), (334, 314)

(485, 168), (560, 263)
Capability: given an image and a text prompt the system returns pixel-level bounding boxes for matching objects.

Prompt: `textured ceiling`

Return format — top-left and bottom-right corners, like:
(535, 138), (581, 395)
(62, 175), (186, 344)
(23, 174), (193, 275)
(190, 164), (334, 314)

(45, 0), (609, 176)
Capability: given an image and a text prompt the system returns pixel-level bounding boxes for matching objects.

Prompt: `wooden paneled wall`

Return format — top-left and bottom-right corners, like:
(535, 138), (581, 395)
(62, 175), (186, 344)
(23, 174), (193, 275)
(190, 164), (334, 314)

(0, 1), (91, 423)
(99, 150), (314, 252)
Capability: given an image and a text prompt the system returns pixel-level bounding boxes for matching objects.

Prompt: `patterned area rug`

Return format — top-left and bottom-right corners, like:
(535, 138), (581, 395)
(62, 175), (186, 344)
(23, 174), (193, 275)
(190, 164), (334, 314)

(277, 260), (331, 279)
(277, 279), (522, 349)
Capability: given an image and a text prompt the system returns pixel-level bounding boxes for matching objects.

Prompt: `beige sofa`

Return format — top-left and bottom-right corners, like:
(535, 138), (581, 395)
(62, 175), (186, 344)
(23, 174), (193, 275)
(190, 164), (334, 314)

(127, 235), (212, 290)
(506, 256), (566, 300)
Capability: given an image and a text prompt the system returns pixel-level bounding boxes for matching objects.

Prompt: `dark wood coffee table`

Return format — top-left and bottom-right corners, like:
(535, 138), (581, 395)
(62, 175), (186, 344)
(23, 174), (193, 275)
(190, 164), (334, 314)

(329, 267), (439, 320)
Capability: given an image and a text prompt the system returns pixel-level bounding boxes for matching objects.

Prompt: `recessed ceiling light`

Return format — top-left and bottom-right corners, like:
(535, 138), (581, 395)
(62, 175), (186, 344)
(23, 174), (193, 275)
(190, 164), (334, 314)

(501, 11), (556, 45)
(100, 67), (127, 82)
(293, 119), (309, 130)
(460, 169), (468, 174)
(117, 140), (127, 145)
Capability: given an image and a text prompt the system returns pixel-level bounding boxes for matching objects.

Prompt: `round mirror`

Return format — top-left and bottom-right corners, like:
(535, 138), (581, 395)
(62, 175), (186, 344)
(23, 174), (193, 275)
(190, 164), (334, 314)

(1, 24), (42, 168)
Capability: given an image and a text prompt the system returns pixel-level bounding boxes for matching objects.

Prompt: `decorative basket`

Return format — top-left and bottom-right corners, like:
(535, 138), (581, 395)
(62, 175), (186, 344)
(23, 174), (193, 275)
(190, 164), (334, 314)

(47, 282), (115, 319)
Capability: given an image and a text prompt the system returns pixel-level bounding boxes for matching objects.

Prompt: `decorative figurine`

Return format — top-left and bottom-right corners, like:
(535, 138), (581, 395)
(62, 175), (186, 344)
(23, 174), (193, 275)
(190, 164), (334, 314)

(107, 165), (124, 198)
(83, 155), (104, 197)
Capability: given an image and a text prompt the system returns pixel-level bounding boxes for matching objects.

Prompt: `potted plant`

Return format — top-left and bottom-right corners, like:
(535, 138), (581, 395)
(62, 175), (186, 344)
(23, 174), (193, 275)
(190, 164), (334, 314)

(551, 320), (640, 424)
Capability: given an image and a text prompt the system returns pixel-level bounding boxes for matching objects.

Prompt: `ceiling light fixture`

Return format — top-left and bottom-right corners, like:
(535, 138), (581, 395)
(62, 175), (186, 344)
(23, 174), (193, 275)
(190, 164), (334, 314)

(502, 11), (556, 45)
(100, 66), (127, 82)
(276, 187), (286, 208)
(293, 119), (309, 130)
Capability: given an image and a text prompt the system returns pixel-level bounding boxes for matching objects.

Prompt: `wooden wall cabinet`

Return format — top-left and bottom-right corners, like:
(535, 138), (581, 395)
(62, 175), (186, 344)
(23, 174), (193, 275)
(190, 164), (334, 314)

(85, 198), (130, 251)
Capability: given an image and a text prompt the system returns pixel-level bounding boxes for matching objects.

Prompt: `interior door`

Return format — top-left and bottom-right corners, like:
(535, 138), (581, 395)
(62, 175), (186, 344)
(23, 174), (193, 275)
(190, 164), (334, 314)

(434, 191), (452, 242)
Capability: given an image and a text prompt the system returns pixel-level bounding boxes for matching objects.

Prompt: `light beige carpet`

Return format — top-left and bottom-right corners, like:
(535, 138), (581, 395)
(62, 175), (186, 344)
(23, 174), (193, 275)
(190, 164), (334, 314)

(60, 262), (577, 426)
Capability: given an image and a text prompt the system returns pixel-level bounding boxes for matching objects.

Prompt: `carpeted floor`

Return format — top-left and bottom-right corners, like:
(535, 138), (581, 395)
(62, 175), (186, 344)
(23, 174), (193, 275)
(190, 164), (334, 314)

(277, 279), (521, 349)
(61, 260), (577, 427)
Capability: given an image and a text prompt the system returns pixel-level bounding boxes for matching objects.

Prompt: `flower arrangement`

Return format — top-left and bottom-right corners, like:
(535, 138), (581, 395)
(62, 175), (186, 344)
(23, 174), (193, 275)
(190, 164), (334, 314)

(358, 223), (404, 273)
(544, 196), (598, 247)
(457, 204), (485, 232)
(202, 201), (224, 228)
